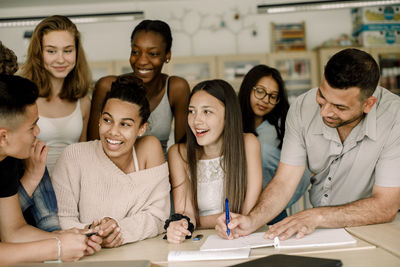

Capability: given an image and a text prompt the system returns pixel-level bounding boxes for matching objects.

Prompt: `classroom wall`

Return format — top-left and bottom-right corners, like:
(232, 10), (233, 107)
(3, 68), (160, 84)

(0, 0), (352, 63)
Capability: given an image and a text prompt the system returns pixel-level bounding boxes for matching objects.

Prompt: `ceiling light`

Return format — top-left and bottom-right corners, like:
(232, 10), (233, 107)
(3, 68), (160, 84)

(257, 0), (400, 14)
(0, 11), (145, 28)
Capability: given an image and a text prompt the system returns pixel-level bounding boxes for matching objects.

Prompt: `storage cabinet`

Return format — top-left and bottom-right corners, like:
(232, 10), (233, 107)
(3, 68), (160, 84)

(216, 54), (268, 91)
(268, 51), (318, 104)
(369, 46), (400, 95)
(114, 60), (132, 75)
(271, 22), (306, 52)
(163, 56), (217, 89)
(88, 46), (399, 96)
(114, 60), (171, 76)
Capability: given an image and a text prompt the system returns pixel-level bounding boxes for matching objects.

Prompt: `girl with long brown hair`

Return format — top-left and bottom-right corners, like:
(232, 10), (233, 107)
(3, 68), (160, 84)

(166, 79), (262, 244)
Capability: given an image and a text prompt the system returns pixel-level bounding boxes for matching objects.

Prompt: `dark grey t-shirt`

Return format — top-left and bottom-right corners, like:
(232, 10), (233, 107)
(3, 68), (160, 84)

(0, 157), (22, 197)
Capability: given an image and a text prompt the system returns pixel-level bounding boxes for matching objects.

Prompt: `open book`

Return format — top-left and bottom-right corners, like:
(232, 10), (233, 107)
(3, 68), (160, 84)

(200, 228), (356, 251)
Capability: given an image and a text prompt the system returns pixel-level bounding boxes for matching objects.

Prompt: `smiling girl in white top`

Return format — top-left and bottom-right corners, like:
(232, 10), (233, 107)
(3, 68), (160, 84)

(166, 79), (262, 244)
(20, 15), (91, 175)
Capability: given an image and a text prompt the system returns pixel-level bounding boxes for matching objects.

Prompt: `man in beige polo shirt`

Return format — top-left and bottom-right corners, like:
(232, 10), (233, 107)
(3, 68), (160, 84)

(216, 48), (400, 240)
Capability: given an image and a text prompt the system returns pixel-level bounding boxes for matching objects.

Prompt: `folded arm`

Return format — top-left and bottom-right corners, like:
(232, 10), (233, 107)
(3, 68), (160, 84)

(52, 152), (87, 230)
(117, 176), (170, 244)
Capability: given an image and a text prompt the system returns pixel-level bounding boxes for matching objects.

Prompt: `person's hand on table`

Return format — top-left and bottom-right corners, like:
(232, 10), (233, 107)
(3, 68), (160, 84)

(57, 231), (88, 261)
(166, 219), (191, 244)
(265, 209), (320, 240)
(215, 212), (253, 239)
(57, 226), (102, 255)
(97, 217), (123, 248)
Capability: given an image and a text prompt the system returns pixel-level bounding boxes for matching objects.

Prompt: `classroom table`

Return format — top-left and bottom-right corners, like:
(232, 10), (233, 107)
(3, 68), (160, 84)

(346, 213), (400, 258)
(16, 213), (399, 266)
(77, 223), (398, 267)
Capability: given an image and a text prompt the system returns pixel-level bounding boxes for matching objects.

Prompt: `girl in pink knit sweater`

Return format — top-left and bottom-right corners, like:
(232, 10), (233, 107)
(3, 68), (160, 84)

(52, 75), (170, 247)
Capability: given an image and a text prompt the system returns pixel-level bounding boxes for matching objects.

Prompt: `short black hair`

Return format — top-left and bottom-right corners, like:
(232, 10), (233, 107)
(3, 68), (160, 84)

(0, 74), (39, 122)
(102, 74), (150, 125)
(324, 48), (380, 99)
(130, 19), (173, 53)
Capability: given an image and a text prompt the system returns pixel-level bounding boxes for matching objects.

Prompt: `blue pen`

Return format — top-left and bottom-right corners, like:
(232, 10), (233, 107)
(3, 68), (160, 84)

(225, 197), (230, 236)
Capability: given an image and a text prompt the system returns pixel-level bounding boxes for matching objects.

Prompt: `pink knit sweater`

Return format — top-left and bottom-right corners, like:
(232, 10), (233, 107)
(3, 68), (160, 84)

(52, 140), (170, 244)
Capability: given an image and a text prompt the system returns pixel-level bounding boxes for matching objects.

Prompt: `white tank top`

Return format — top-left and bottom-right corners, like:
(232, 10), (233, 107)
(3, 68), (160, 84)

(132, 146), (139, 172)
(37, 100), (83, 175)
(143, 76), (173, 158)
(196, 156), (224, 216)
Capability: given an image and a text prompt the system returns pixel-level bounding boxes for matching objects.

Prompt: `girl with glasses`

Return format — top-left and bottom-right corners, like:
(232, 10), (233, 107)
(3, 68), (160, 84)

(238, 64), (310, 224)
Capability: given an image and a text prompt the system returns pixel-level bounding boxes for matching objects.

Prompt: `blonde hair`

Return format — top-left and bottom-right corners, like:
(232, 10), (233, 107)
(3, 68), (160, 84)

(20, 15), (91, 101)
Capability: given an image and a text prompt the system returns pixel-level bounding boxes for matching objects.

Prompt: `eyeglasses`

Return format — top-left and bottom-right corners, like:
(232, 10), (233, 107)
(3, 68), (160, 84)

(252, 86), (280, 105)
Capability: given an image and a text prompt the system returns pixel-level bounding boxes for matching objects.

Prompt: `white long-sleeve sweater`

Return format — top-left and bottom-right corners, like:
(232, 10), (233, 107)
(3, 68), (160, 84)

(52, 140), (170, 244)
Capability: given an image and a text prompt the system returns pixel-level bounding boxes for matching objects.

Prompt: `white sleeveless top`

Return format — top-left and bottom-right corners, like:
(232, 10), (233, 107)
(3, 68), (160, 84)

(143, 76), (173, 158)
(196, 156), (224, 216)
(37, 100), (83, 175)
(132, 146), (139, 172)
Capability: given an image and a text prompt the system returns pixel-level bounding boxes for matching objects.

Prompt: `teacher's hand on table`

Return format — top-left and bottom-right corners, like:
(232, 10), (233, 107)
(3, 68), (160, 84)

(215, 212), (253, 239)
(265, 209), (319, 240)
(166, 219), (191, 244)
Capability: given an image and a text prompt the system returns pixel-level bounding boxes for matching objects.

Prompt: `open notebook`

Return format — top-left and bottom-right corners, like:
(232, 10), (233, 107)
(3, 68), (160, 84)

(200, 228), (356, 251)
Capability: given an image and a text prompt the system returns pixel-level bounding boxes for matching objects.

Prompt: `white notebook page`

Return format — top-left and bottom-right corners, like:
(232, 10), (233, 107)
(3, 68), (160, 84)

(200, 228), (356, 251)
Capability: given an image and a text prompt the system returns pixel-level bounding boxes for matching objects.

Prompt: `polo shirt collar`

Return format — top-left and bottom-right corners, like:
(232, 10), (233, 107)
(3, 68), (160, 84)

(363, 99), (377, 141)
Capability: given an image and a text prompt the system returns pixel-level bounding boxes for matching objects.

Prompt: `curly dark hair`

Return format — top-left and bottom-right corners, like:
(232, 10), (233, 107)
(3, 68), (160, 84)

(102, 73), (150, 125)
(0, 41), (18, 75)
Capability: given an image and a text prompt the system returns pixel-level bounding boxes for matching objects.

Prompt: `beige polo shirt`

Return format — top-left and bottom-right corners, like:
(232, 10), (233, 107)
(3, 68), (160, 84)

(281, 87), (400, 207)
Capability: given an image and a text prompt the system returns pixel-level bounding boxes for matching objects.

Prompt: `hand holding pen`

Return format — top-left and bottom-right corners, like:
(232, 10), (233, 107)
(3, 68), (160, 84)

(215, 211), (252, 239)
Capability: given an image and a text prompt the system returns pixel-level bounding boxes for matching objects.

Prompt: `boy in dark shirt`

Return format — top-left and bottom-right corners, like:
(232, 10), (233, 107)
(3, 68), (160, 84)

(0, 75), (101, 265)
(1, 40), (60, 232)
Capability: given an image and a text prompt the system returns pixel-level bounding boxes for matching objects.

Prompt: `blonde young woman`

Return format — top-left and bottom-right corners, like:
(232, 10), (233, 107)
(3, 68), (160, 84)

(20, 15), (92, 175)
